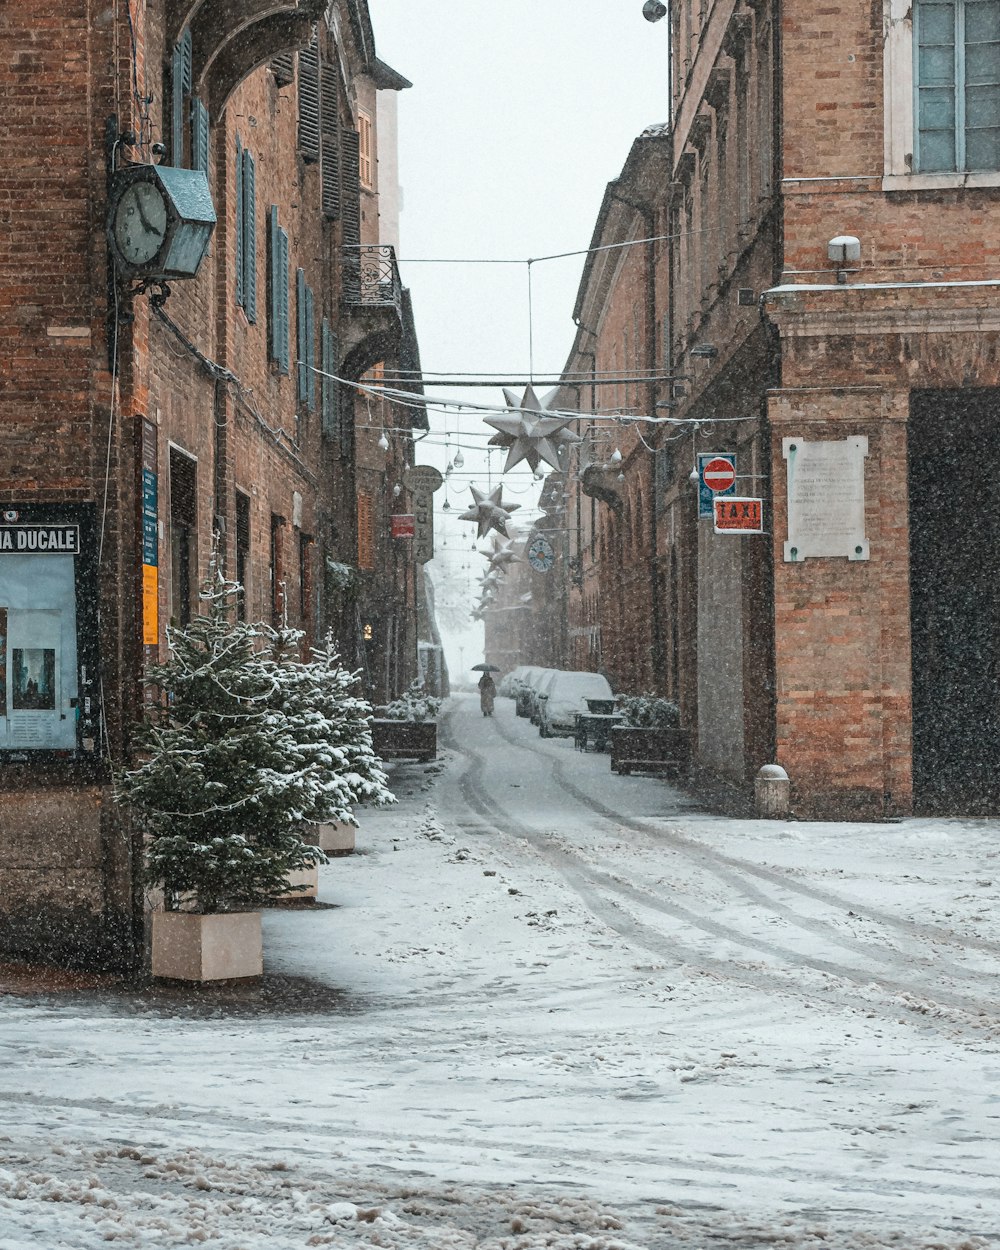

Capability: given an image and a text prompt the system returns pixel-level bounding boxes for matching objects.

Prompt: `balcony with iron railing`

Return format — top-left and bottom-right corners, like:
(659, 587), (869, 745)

(342, 244), (403, 314)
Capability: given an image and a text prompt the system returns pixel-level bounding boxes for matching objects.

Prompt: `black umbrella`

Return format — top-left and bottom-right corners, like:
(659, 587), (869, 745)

(471, 663), (501, 672)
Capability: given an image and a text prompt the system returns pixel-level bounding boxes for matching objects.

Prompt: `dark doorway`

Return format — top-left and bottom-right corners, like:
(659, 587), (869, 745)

(909, 388), (1000, 813)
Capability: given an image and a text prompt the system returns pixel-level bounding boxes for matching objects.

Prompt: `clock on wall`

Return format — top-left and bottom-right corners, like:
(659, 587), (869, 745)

(106, 164), (216, 281)
(527, 535), (555, 573)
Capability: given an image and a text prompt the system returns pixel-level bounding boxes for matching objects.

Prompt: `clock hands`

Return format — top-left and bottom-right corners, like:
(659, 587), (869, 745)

(134, 194), (160, 236)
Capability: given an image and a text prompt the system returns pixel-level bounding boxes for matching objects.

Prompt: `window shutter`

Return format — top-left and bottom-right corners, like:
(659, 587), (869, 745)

(171, 39), (187, 165)
(296, 268), (307, 401)
(242, 149), (257, 323)
(271, 50), (295, 87)
(191, 97), (210, 174)
(297, 30), (321, 162)
(321, 64), (341, 218)
(341, 129), (361, 250)
(268, 206), (290, 374)
(357, 492), (374, 570)
(235, 136), (244, 309)
(321, 320), (340, 438)
(305, 286), (316, 412)
(278, 228), (290, 374)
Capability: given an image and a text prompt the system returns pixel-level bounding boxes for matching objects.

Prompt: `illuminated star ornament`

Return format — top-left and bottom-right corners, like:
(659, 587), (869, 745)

(484, 386), (583, 474)
(480, 534), (521, 576)
(459, 484), (521, 539)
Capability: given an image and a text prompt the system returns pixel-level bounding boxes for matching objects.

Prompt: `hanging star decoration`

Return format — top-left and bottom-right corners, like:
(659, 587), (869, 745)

(483, 385), (583, 474)
(480, 534), (521, 577)
(458, 484), (521, 539)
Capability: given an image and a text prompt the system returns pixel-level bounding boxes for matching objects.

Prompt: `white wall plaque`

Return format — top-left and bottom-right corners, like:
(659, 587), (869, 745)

(783, 436), (869, 562)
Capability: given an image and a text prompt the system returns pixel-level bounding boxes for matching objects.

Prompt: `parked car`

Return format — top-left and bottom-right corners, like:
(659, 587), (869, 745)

(530, 669), (560, 726)
(514, 666), (548, 718)
(498, 666), (529, 698)
(537, 671), (614, 738)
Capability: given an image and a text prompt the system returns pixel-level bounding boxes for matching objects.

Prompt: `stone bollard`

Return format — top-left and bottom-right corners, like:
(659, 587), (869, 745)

(755, 764), (790, 818)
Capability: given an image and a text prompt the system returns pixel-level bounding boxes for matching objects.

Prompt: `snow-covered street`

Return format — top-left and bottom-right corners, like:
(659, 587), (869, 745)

(2, 692), (999, 1248)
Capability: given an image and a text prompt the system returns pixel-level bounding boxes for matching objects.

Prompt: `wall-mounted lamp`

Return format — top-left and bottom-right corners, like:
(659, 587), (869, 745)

(642, 0), (667, 20)
(690, 343), (718, 359)
(828, 235), (862, 284)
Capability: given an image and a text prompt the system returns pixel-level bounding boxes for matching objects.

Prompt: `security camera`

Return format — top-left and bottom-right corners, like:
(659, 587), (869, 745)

(643, 1), (668, 21)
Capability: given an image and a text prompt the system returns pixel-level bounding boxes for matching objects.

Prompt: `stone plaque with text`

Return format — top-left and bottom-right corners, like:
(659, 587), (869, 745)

(783, 436), (869, 562)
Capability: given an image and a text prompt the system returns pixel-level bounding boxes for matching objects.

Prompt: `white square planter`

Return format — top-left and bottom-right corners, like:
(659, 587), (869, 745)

(151, 911), (263, 982)
(312, 820), (356, 855)
(277, 863), (319, 901)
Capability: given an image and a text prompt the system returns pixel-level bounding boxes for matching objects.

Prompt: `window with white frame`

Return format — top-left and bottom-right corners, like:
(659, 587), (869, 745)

(915, 0), (1000, 172)
(885, 0), (1000, 185)
(358, 111), (374, 189)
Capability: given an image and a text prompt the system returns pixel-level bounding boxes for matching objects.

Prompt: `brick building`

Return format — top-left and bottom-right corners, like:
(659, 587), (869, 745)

(0, 0), (428, 969)
(552, 0), (1000, 817)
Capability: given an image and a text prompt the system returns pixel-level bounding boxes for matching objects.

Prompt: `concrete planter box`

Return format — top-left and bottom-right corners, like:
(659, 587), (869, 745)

(370, 718), (437, 762)
(276, 863), (319, 901)
(151, 910), (262, 981)
(310, 820), (356, 855)
(611, 726), (692, 777)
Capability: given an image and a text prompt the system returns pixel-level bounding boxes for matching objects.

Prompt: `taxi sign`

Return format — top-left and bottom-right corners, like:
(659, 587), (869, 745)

(713, 496), (763, 534)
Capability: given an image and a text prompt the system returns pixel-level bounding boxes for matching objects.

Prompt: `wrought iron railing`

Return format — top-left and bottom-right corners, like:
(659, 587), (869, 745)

(342, 244), (403, 311)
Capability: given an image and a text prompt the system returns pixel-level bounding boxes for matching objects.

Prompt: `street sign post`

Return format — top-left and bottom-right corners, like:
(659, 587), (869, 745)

(697, 451), (737, 518)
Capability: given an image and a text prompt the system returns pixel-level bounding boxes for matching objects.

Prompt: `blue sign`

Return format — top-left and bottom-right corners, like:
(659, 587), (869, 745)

(697, 452), (737, 519)
(141, 469), (158, 566)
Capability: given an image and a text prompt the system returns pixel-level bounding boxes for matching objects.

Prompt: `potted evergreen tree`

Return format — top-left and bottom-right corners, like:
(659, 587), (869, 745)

(370, 680), (441, 762)
(610, 695), (691, 777)
(116, 578), (392, 981)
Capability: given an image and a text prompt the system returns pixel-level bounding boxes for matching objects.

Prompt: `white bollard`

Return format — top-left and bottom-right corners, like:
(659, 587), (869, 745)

(755, 764), (790, 818)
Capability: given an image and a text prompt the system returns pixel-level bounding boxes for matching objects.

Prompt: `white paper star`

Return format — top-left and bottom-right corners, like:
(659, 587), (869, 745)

(484, 385), (583, 474)
(458, 484), (521, 539)
(479, 535), (521, 576)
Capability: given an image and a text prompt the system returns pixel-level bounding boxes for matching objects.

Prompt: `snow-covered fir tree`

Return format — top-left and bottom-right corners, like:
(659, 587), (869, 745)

(117, 577), (393, 913)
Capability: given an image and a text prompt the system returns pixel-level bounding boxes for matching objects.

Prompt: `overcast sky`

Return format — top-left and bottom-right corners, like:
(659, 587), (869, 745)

(372, 2), (668, 675)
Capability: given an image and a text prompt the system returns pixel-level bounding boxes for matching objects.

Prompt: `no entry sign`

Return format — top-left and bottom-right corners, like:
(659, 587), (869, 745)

(702, 456), (736, 492)
(697, 452), (737, 518)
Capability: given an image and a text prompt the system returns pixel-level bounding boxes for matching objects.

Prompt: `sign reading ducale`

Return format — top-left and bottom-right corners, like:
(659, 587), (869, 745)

(0, 524), (81, 554)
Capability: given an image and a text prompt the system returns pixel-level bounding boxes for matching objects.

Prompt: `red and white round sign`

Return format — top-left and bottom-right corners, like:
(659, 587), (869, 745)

(702, 456), (736, 493)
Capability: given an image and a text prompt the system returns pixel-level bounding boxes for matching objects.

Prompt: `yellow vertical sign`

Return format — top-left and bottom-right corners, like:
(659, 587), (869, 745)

(142, 563), (158, 645)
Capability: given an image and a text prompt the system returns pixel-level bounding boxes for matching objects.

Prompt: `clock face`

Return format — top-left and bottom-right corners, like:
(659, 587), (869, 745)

(527, 536), (554, 572)
(113, 180), (168, 266)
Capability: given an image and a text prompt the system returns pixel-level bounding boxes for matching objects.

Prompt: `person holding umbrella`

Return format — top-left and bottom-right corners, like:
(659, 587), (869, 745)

(472, 663), (500, 717)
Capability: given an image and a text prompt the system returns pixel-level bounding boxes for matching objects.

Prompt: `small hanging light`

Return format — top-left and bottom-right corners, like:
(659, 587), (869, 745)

(454, 449), (465, 469)
(378, 431), (389, 452)
(610, 448), (623, 464)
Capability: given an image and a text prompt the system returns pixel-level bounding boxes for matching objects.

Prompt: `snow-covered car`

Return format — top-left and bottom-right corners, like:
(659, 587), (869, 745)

(515, 667), (554, 720)
(529, 668), (561, 725)
(498, 665), (529, 698)
(537, 671), (614, 738)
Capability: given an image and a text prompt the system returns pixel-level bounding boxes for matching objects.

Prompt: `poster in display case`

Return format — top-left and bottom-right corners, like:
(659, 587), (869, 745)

(0, 504), (101, 766)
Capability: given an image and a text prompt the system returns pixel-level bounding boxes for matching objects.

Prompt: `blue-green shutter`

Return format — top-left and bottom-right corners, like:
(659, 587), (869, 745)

(171, 28), (192, 167)
(278, 228), (290, 374)
(242, 150), (257, 324)
(305, 286), (316, 411)
(192, 97), (210, 174)
(268, 206), (289, 374)
(296, 268), (307, 401)
(235, 136), (244, 308)
(321, 320), (339, 438)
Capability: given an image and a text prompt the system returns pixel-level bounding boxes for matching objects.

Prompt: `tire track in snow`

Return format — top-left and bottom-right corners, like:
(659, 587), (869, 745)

(480, 702), (1000, 982)
(442, 702), (1000, 1037)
